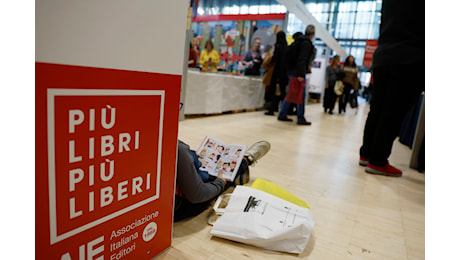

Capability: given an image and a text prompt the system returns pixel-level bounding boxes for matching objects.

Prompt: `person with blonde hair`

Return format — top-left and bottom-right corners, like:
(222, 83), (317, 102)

(323, 55), (341, 114)
(200, 40), (220, 72)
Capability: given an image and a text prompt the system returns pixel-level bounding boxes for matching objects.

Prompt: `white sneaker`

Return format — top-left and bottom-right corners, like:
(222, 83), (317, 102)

(245, 141), (271, 165)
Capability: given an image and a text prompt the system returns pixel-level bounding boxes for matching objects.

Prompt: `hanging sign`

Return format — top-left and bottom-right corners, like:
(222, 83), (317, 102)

(363, 40), (378, 68)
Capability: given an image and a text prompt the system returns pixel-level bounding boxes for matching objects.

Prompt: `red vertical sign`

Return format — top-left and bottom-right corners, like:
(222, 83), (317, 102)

(36, 62), (181, 259)
(363, 40), (378, 68)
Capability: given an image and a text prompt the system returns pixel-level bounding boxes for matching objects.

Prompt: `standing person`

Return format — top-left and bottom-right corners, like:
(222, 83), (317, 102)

(188, 43), (198, 68)
(265, 31), (288, 116)
(175, 140), (271, 221)
(323, 55), (341, 114)
(261, 45), (275, 108)
(287, 32), (304, 116)
(242, 37), (263, 76)
(277, 25), (316, 125)
(358, 0), (424, 176)
(200, 40), (220, 72)
(338, 55), (359, 114)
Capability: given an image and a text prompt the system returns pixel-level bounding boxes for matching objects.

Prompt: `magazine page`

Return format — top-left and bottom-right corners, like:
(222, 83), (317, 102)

(196, 136), (247, 181)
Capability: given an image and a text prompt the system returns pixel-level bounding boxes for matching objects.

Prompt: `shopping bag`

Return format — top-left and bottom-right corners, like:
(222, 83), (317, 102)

(251, 178), (310, 209)
(285, 78), (305, 104)
(334, 80), (344, 95)
(210, 185), (315, 254)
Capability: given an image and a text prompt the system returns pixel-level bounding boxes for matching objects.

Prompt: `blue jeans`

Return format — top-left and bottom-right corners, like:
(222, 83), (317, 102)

(189, 150), (211, 182)
(278, 74), (306, 122)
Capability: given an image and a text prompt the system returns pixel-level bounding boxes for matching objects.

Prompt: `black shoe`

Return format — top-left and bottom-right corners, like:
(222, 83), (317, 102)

(328, 111), (333, 115)
(264, 111), (275, 116)
(297, 120), (312, 125)
(278, 116), (293, 122)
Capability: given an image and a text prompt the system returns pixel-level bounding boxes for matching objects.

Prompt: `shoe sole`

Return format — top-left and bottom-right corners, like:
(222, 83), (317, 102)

(359, 160), (368, 166)
(365, 166), (402, 177)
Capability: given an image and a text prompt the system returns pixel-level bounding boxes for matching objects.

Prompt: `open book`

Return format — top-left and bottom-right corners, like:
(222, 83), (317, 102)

(196, 136), (247, 181)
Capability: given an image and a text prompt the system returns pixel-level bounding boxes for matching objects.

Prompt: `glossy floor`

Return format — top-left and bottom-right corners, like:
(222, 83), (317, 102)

(157, 100), (425, 260)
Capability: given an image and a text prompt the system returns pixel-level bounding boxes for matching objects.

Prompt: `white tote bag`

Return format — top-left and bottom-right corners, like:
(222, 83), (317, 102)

(210, 186), (315, 254)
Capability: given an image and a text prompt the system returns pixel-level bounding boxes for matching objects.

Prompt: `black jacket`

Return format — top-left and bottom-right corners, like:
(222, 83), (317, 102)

(270, 43), (288, 86)
(285, 36), (315, 77)
(372, 0), (424, 68)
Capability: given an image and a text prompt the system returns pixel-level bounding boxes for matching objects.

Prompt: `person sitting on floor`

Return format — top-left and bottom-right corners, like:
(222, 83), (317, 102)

(174, 140), (270, 222)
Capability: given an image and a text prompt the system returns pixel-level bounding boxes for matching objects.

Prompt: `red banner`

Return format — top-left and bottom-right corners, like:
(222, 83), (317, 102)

(36, 62), (181, 259)
(363, 40), (378, 68)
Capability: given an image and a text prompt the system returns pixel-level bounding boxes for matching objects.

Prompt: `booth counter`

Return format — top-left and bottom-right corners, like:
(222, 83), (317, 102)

(184, 69), (265, 115)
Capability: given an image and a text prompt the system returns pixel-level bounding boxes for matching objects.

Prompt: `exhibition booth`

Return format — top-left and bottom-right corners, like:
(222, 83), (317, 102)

(184, 69), (264, 115)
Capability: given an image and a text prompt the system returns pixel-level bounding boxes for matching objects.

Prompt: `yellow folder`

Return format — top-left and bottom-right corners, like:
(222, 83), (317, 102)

(250, 178), (310, 209)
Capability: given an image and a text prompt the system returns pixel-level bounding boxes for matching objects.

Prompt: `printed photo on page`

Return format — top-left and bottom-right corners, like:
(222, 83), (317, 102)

(196, 136), (247, 181)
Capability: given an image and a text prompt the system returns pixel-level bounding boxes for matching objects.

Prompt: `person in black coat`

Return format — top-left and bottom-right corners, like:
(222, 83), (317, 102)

(277, 25), (316, 125)
(264, 31), (288, 116)
(359, 0), (424, 176)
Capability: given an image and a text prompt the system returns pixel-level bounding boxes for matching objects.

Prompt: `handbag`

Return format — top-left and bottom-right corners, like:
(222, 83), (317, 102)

(209, 185), (315, 254)
(285, 78), (305, 104)
(334, 80), (344, 95)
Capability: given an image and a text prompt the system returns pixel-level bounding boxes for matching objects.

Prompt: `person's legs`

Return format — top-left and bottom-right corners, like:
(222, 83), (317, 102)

(233, 140), (270, 185)
(329, 92), (337, 113)
(323, 88), (329, 112)
(278, 99), (292, 119)
(323, 88), (332, 111)
(360, 63), (424, 169)
(278, 77), (295, 120)
(296, 86), (306, 122)
(360, 67), (387, 162)
(175, 140), (270, 221)
(272, 95), (281, 113)
(342, 83), (352, 113)
(174, 198), (211, 222)
(231, 158), (250, 186)
(338, 93), (345, 113)
(265, 81), (277, 115)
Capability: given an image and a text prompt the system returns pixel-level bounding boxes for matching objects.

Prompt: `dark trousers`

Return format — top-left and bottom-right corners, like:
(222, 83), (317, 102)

(359, 63), (424, 166)
(174, 159), (250, 222)
(323, 83), (338, 112)
(267, 82), (287, 113)
(338, 83), (352, 113)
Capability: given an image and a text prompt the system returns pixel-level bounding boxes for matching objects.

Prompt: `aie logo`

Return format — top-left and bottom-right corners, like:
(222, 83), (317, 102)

(47, 89), (165, 244)
(142, 222), (157, 242)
